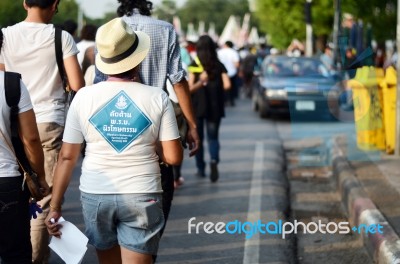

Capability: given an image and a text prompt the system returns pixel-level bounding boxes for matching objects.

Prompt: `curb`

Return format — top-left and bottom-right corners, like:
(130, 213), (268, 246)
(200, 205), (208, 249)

(331, 138), (400, 264)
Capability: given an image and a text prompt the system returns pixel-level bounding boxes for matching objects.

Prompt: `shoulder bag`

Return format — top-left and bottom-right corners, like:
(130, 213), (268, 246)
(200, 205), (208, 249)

(2, 72), (45, 201)
(165, 78), (188, 148)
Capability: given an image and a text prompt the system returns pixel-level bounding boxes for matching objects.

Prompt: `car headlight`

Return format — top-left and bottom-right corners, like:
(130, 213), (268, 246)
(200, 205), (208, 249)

(265, 89), (287, 98)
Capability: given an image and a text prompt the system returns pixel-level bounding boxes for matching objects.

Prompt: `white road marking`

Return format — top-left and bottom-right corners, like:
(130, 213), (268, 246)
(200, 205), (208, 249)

(243, 141), (264, 264)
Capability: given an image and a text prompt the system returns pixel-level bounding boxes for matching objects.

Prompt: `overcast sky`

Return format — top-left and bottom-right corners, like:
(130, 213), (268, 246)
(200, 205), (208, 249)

(77, 0), (187, 19)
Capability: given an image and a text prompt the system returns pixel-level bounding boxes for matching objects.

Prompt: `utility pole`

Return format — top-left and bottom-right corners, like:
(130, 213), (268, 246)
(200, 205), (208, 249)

(305, 0), (313, 57)
(395, 0), (400, 155)
(332, 0), (341, 68)
(77, 3), (84, 35)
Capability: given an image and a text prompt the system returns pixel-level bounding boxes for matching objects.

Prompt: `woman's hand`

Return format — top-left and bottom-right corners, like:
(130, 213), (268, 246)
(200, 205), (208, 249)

(199, 71), (208, 85)
(45, 210), (63, 238)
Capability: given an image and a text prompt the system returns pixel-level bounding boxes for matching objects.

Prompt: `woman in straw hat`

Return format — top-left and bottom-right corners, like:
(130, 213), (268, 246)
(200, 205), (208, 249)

(45, 18), (183, 263)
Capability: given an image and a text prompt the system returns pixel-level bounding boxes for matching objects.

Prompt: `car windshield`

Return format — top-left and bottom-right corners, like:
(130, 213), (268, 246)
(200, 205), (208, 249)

(262, 57), (329, 78)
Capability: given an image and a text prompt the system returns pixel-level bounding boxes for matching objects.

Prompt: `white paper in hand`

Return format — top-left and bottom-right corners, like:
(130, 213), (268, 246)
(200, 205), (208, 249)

(49, 217), (89, 264)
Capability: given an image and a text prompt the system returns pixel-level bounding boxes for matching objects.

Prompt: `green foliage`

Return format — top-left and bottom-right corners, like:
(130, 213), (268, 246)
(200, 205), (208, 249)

(154, 0), (177, 23)
(0, 0), (79, 28)
(254, 0), (396, 49)
(312, 0), (334, 37)
(1, 0), (394, 48)
(0, 1), (27, 27)
(342, 0), (396, 42)
(254, 0), (305, 49)
(176, 0), (251, 35)
(52, 0), (79, 26)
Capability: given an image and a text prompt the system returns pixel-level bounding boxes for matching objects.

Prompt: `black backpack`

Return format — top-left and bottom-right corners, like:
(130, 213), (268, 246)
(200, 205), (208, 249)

(55, 27), (75, 104)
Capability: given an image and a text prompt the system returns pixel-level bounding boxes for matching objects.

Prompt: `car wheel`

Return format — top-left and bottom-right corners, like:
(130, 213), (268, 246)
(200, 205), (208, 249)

(328, 106), (340, 122)
(259, 101), (270, 118)
(252, 94), (259, 112)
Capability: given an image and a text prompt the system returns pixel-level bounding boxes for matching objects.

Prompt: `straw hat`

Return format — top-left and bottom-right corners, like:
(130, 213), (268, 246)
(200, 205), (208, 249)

(95, 18), (150, 75)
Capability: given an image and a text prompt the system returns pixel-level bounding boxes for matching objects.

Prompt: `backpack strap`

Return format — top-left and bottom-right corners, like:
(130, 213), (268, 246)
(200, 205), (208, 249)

(5, 71), (21, 108)
(55, 27), (68, 92)
(4, 71), (35, 175)
(55, 27), (76, 105)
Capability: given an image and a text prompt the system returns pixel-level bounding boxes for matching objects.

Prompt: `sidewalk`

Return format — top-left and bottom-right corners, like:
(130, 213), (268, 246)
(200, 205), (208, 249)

(332, 136), (400, 264)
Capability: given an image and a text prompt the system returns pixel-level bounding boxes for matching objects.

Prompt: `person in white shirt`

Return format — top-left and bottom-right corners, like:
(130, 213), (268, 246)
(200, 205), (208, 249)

(45, 18), (183, 264)
(0, 53), (49, 263)
(76, 24), (97, 68)
(77, 24), (97, 86)
(218, 40), (240, 106)
(0, 1), (85, 262)
(0, 71), (50, 264)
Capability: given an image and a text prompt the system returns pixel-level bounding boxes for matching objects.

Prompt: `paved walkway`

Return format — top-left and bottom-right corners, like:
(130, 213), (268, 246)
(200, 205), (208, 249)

(334, 136), (400, 263)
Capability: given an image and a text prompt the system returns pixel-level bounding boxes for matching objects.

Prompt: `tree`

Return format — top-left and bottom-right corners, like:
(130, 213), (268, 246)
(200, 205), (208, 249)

(52, 0), (79, 26)
(311, 0), (335, 52)
(342, 0), (396, 43)
(153, 0), (178, 23)
(253, 0), (396, 50)
(312, 0), (335, 39)
(0, 1), (27, 27)
(254, 0), (305, 49)
(177, 0), (250, 36)
(0, 0), (79, 28)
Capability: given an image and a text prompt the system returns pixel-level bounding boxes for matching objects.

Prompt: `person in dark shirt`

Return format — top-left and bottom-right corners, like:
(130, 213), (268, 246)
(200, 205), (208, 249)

(344, 47), (361, 79)
(188, 35), (231, 182)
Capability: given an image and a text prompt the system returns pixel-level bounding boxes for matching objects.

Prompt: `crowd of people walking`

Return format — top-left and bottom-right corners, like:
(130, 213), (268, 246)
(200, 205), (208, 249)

(0, 0), (269, 263)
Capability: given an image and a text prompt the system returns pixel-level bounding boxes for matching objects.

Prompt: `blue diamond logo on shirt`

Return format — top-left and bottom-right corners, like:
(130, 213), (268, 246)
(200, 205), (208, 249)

(89, 90), (152, 153)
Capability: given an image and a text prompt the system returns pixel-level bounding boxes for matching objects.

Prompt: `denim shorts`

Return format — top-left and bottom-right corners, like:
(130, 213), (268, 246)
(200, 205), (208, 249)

(80, 192), (164, 255)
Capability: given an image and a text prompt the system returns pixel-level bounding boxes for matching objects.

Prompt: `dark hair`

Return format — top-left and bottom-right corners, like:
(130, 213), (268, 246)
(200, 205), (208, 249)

(63, 19), (77, 35)
(80, 24), (97, 41)
(109, 67), (140, 80)
(196, 35), (219, 79)
(25, 0), (59, 8)
(225, 41), (234, 48)
(117, 0), (153, 17)
(0, 30), (3, 52)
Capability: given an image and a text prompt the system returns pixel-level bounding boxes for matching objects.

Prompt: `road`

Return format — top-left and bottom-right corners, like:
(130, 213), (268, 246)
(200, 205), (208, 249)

(49, 97), (365, 264)
(157, 98), (293, 263)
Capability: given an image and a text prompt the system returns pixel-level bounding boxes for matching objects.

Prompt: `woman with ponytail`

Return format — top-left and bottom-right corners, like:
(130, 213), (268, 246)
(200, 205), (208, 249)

(188, 35), (231, 182)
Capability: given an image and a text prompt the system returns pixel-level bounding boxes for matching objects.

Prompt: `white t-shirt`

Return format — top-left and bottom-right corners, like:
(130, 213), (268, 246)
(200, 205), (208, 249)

(63, 81), (180, 194)
(0, 72), (33, 177)
(218, 47), (240, 77)
(0, 22), (79, 125)
(76, 39), (95, 67)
